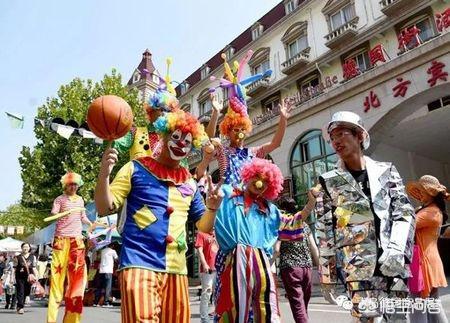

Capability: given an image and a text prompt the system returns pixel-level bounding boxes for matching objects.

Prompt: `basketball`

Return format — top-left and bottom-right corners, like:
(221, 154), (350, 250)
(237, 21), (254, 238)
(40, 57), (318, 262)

(87, 95), (133, 141)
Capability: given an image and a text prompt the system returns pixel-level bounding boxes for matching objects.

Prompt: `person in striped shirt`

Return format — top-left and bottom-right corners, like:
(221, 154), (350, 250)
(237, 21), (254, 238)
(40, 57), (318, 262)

(47, 172), (92, 323)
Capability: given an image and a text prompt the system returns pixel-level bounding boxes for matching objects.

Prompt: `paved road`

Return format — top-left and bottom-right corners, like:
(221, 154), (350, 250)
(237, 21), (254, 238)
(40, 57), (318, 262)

(1, 285), (449, 322)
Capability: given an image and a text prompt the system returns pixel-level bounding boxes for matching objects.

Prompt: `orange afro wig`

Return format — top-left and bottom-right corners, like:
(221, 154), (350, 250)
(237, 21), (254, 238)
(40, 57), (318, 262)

(219, 109), (252, 137)
(153, 110), (208, 148)
(241, 158), (284, 200)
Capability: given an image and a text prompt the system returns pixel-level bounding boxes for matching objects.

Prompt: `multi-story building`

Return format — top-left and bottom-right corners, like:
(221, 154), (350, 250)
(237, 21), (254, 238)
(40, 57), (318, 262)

(176, 0), (450, 216)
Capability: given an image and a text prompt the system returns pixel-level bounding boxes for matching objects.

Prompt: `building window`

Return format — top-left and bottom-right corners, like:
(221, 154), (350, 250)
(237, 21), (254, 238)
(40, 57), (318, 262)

(133, 72), (140, 83)
(152, 74), (160, 84)
(298, 75), (320, 98)
(262, 94), (280, 113)
(180, 82), (190, 95)
(199, 100), (211, 116)
(252, 23), (264, 40)
(342, 47), (371, 78)
(287, 35), (308, 59)
(285, 0), (297, 14)
(200, 65), (210, 80)
(399, 15), (436, 51)
(252, 60), (270, 75)
(290, 130), (336, 208)
(427, 95), (450, 112)
(224, 46), (235, 59)
(181, 104), (191, 112)
(330, 4), (354, 30)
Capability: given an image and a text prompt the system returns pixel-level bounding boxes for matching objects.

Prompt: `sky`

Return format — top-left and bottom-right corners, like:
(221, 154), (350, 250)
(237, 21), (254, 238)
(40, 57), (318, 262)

(0, 0), (280, 210)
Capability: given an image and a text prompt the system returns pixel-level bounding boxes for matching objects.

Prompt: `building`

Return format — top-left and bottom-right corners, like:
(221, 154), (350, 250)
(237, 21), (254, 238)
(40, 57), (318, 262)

(176, 0), (450, 208)
(127, 49), (161, 103)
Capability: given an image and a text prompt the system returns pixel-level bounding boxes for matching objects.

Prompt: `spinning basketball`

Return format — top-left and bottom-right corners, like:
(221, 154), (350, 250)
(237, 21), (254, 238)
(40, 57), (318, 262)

(87, 95), (133, 140)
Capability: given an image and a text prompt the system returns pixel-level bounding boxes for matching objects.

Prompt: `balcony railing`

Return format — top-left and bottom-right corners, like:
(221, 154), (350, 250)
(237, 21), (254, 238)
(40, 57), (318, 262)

(281, 48), (311, 75)
(380, 0), (413, 16)
(325, 17), (359, 49)
(246, 77), (271, 96)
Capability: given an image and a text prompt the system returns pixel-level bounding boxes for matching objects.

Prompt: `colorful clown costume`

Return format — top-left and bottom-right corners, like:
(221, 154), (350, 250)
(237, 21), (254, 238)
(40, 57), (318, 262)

(109, 157), (205, 322)
(47, 194), (90, 323)
(214, 185), (306, 323)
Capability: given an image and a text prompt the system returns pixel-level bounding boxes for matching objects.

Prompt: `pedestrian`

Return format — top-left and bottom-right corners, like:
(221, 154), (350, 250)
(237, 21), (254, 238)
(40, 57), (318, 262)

(94, 244), (118, 307)
(2, 256), (16, 309)
(195, 230), (218, 323)
(274, 196), (319, 323)
(13, 243), (37, 314)
(406, 175), (449, 323)
(47, 171), (93, 323)
(315, 111), (415, 322)
(0, 254), (5, 301)
(36, 254), (49, 298)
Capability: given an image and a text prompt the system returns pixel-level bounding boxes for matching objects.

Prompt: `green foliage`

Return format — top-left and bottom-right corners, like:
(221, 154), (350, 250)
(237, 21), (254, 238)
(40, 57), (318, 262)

(0, 204), (47, 239)
(19, 69), (145, 209)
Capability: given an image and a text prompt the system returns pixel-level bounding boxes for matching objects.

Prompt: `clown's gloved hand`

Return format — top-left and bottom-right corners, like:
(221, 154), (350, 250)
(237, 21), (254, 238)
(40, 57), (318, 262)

(378, 249), (407, 278)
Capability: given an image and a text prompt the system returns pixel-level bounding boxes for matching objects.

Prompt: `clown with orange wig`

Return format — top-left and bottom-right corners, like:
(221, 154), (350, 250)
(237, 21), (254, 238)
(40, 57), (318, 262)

(208, 158), (313, 322)
(196, 50), (292, 185)
(95, 108), (222, 323)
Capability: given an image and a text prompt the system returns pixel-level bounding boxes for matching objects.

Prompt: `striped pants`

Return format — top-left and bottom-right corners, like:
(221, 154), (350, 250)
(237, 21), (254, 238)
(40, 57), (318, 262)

(119, 268), (190, 323)
(215, 245), (280, 323)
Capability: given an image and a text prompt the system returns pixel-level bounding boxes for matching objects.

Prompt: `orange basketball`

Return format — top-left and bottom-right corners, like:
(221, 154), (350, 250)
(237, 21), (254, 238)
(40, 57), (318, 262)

(87, 95), (133, 141)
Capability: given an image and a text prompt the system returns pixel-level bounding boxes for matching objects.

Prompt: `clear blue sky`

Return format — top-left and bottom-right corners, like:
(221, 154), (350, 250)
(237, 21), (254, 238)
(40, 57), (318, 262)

(0, 0), (280, 210)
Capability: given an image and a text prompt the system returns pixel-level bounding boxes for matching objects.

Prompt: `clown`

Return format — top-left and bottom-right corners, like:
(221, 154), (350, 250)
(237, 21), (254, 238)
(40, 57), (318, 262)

(209, 158), (315, 323)
(196, 51), (291, 185)
(113, 58), (180, 160)
(47, 172), (93, 323)
(95, 110), (221, 323)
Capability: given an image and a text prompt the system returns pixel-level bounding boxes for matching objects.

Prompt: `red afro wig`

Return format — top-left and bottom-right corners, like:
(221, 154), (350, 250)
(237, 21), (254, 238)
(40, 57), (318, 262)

(241, 158), (284, 200)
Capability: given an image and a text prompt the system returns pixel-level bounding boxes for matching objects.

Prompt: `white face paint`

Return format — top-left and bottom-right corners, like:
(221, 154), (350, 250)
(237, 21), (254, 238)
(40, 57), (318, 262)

(167, 130), (193, 161)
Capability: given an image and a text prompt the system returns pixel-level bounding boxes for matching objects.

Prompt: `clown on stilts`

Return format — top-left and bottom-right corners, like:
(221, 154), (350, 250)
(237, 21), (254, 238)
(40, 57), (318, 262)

(47, 172), (93, 323)
(95, 96), (222, 322)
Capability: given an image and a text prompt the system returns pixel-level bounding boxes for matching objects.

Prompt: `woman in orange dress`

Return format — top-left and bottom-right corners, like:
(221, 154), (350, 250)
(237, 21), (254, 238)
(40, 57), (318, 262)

(407, 175), (449, 323)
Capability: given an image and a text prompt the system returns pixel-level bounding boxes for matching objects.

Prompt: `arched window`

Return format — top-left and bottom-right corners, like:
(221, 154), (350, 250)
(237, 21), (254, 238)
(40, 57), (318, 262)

(290, 129), (336, 208)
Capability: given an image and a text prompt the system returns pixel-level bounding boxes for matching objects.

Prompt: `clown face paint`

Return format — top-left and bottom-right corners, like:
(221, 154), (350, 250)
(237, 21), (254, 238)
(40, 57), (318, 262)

(247, 177), (267, 196)
(167, 129), (192, 160)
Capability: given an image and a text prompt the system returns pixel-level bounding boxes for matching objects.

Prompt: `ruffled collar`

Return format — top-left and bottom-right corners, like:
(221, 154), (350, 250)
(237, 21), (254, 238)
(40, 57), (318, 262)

(136, 157), (191, 185)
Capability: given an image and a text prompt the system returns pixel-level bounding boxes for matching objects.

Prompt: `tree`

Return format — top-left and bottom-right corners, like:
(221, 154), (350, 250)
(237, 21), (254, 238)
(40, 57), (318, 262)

(19, 69), (146, 210)
(0, 203), (47, 239)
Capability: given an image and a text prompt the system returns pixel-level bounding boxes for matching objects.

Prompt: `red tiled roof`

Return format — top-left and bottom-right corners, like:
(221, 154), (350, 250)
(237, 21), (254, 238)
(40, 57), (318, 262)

(176, 1), (289, 96)
(127, 49), (157, 86)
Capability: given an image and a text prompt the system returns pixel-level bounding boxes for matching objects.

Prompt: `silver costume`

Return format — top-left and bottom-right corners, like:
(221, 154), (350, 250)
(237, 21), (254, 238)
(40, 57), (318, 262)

(315, 156), (415, 318)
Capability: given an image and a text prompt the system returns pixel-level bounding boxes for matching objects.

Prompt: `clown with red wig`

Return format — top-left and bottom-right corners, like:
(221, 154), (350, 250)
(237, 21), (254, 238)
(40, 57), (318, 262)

(95, 109), (221, 323)
(209, 158), (313, 323)
(196, 50), (292, 185)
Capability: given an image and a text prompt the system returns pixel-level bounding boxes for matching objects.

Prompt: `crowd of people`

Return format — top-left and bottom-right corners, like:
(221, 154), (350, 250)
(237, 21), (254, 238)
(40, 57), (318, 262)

(0, 51), (448, 323)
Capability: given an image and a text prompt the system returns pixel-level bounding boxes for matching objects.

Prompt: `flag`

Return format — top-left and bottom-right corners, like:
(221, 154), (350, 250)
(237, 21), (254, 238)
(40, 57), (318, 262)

(6, 226), (15, 235)
(5, 112), (24, 129)
(16, 226), (24, 235)
(78, 128), (96, 139)
(55, 124), (75, 139)
(0, 225), (4, 234)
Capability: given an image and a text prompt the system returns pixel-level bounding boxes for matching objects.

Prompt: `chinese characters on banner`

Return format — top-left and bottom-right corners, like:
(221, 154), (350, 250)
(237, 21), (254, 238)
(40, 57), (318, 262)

(369, 44), (387, 66)
(436, 8), (450, 32)
(364, 60), (448, 113)
(343, 58), (360, 80)
(398, 25), (422, 52)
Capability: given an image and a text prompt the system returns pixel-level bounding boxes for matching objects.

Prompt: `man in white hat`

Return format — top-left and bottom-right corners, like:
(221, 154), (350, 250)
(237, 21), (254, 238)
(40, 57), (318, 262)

(313, 111), (415, 322)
